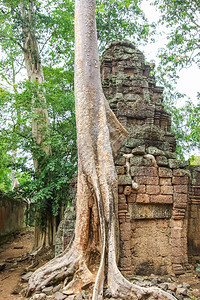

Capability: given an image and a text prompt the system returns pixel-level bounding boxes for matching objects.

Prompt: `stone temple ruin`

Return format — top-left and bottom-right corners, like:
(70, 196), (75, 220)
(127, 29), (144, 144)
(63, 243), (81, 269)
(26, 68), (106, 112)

(56, 41), (200, 278)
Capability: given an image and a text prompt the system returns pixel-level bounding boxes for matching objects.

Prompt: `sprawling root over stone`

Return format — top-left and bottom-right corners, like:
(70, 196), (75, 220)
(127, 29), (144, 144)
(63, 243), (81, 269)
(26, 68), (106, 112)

(27, 247), (176, 300)
(107, 265), (176, 300)
(27, 247), (80, 295)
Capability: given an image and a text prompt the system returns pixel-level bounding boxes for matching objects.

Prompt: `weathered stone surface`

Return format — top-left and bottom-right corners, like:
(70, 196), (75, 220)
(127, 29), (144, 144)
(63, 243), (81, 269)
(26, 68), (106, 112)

(160, 186), (173, 195)
(160, 178), (172, 186)
(54, 291), (67, 299)
(31, 294), (47, 300)
(124, 185), (132, 195)
(147, 147), (164, 156)
(156, 156), (168, 167)
(159, 168), (172, 178)
(131, 166), (157, 177)
(129, 203), (172, 219)
(127, 193), (136, 203)
(174, 194), (188, 204)
(146, 185), (160, 195)
(132, 145), (146, 155)
(118, 194), (126, 203)
(174, 185), (188, 194)
(136, 194), (149, 203)
(116, 166), (125, 175)
(168, 159), (179, 169)
(130, 156), (143, 166)
(42, 286), (53, 294)
(118, 175), (132, 185)
(173, 169), (190, 177)
(172, 176), (188, 185)
(134, 176), (159, 185)
(150, 195), (173, 204)
(57, 41), (197, 280)
(114, 156), (126, 165)
(118, 185), (124, 194)
(53, 285), (62, 293)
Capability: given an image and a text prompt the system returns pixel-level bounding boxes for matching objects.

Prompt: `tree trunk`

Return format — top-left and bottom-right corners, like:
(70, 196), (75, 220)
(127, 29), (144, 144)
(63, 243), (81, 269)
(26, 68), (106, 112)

(20, 0), (54, 250)
(27, 1), (176, 299)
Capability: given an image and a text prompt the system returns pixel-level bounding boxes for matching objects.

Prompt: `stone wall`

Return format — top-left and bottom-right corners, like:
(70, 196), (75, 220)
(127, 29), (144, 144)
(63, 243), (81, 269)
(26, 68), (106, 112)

(188, 166), (200, 263)
(56, 41), (199, 277)
(0, 191), (26, 240)
(101, 41), (189, 276)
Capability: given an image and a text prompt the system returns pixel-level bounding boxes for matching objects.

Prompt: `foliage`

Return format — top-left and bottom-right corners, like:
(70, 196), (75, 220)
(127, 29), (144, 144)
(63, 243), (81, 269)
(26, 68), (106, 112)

(154, 0), (200, 69)
(96, 0), (149, 51)
(153, 0), (200, 158)
(0, 0), (151, 229)
(190, 156), (200, 166)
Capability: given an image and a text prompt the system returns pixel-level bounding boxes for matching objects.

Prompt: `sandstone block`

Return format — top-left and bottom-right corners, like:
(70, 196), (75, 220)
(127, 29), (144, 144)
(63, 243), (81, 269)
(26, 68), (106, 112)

(136, 194), (149, 203)
(134, 176), (159, 185)
(174, 185), (188, 194)
(119, 194), (126, 203)
(168, 159), (179, 169)
(160, 178), (172, 185)
(130, 156), (143, 166)
(116, 166), (125, 175)
(156, 156), (168, 166)
(115, 156), (126, 166)
(147, 146), (164, 156)
(124, 185), (132, 195)
(173, 169), (190, 177)
(138, 185), (146, 194)
(159, 167), (172, 178)
(150, 195), (173, 204)
(172, 176), (189, 185)
(131, 166), (157, 177)
(146, 185), (160, 195)
(171, 247), (184, 257)
(174, 193), (188, 204)
(161, 185), (173, 195)
(127, 193), (136, 203)
(171, 229), (184, 239)
(119, 203), (128, 211)
(118, 185), (124, 194)
(118, 175), (132, 185)
(132, 145), (145, 155)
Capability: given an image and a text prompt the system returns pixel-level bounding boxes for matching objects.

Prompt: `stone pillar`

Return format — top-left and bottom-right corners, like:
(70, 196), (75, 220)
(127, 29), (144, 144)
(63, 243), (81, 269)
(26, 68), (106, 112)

(188, 167), (200, 263)
(171, 169), (189, 274)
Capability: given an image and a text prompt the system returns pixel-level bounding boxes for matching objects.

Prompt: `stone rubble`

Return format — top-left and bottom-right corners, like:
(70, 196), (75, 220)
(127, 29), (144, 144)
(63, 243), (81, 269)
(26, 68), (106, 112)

(27, 273), (200, 299)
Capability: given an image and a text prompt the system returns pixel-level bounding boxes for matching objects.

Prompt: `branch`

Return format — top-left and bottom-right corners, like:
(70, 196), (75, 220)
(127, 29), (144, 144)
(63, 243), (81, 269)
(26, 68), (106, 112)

(39, 35), (52, 54)
(0, 32), (27, 52)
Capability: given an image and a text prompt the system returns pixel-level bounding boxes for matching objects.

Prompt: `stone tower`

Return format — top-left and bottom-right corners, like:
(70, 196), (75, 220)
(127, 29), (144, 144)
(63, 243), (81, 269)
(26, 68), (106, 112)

(101, 41), (189, 276)
(57, 41), (200, 278)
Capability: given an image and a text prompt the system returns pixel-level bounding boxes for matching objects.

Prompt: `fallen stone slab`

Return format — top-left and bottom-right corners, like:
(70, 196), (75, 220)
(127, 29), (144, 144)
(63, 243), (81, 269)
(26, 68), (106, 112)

(42, 286), (53, 294)
(53, 291), (67, 300)
(30, 293), (47, 300)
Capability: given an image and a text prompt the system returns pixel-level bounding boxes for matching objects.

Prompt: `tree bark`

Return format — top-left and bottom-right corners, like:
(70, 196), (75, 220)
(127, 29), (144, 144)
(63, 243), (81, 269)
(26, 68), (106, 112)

(27, 1), (176, 299)
(20, 0), (54, 250)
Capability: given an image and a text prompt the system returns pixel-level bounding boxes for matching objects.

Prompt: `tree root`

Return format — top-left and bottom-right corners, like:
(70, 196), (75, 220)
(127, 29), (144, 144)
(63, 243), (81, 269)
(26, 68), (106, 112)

(107, 264), (176, 300)
(27, 244), (176, 300)
(27, 246), (80, 296)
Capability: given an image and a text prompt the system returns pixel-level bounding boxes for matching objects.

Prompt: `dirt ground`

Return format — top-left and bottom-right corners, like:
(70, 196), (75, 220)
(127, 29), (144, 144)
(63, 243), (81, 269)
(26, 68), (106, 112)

(1, 229), (200, 300)
(0, 229), (34, 300)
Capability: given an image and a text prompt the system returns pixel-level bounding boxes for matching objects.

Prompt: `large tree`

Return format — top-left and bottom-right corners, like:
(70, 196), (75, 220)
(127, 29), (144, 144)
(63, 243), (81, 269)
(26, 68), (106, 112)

(27, 0), (176, 299)
(0, 0), (148, 250)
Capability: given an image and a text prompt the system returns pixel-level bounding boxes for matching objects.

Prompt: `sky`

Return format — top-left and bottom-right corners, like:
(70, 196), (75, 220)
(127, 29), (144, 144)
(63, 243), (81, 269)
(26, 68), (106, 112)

(140, 0), (200, 158)
(141, 0), (200, 106)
